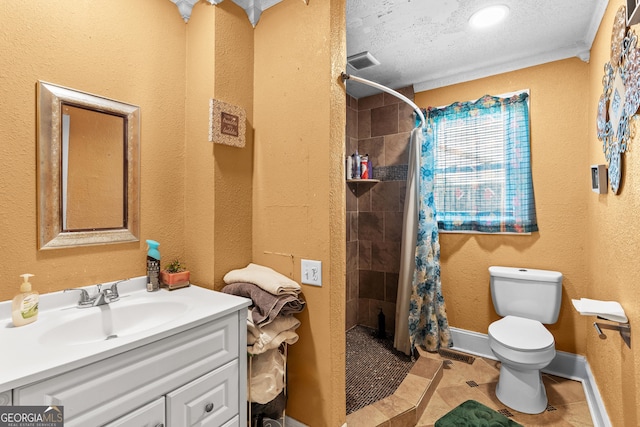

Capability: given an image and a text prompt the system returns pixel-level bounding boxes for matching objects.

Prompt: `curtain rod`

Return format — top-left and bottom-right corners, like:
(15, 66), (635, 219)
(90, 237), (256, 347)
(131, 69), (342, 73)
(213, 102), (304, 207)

(341, 72), (426, 129)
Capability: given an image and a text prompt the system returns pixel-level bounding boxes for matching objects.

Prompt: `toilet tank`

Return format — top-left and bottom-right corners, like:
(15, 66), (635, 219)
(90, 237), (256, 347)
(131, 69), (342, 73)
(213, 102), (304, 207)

(489, 266), (563, 324)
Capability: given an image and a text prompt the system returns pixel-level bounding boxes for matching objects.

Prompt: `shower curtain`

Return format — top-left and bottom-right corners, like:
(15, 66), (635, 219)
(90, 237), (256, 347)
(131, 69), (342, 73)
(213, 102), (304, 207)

(394, 125), (453, 355)
(394, 127), (420, 356)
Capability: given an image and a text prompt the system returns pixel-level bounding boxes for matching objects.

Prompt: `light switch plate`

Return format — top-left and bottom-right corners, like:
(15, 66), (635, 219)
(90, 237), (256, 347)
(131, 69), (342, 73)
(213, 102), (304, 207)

(301, 259), (322, 286)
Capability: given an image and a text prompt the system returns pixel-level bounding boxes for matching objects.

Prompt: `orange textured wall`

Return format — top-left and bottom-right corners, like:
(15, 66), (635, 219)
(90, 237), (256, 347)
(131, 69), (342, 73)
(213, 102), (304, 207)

(183, 1), (254, 290)
(253, 0), (346, 425)
(0, 0), (186, 300)
(184, 2), (218, 289)
(212, 2), (255, 288)
(415, 58), (591, 355)
(587, 1), (640, 425)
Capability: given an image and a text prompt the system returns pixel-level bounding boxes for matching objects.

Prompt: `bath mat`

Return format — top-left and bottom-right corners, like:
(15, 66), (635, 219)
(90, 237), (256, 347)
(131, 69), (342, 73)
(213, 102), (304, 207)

(435, 400), (523, 427)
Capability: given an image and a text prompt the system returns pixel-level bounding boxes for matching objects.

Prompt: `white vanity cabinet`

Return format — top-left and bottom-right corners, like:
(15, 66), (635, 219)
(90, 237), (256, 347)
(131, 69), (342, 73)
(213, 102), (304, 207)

(12, 308), (247, 427)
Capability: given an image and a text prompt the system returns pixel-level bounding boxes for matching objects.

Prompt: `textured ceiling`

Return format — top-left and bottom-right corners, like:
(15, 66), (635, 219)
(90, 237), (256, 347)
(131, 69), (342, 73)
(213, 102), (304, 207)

(345, 0), (609, 98)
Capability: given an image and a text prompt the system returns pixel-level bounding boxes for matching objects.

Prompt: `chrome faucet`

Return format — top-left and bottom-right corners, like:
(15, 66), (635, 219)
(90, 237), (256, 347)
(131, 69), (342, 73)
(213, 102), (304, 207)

(65, 281), (122, 308)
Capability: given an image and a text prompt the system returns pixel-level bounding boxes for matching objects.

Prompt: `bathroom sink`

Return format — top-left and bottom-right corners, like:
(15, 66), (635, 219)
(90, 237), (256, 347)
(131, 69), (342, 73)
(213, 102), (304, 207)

(38, 300), (189, 346)
(0, 277), (252, 392)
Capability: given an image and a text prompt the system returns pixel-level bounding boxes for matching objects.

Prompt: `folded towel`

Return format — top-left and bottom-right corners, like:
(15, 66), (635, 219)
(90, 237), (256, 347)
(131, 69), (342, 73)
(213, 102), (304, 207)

(249, 348), (285, 404)
(224, 263), (301, 296)
(222, 282), (305, 326)
(572, 298), (628, 323)
(247, 309), (300, 355)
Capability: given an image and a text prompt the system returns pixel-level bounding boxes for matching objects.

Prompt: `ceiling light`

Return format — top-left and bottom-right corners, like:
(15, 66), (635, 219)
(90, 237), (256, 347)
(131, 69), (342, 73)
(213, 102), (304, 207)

(469, 5), (509, 29)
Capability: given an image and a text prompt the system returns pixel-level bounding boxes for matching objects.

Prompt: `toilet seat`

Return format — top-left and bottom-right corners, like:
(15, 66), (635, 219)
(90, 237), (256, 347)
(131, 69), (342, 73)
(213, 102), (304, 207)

(488, 315), (554, 351)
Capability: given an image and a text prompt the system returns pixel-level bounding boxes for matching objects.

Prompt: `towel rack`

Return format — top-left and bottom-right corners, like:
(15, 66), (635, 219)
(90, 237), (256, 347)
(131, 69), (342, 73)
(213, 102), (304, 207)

(249, 343), (288, 427)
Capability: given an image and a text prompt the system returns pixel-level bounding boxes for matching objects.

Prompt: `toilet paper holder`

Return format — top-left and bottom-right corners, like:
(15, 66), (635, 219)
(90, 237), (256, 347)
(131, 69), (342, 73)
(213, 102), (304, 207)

(593, 318), (631, 348)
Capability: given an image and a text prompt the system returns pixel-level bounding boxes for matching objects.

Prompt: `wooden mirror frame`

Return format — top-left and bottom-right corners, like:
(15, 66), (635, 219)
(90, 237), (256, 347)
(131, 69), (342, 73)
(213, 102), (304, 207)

(37, 81), (140, 249)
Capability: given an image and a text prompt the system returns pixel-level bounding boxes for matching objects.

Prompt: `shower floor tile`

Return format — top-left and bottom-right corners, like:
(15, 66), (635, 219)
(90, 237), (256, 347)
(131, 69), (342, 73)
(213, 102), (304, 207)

(346, 325), (415, 415)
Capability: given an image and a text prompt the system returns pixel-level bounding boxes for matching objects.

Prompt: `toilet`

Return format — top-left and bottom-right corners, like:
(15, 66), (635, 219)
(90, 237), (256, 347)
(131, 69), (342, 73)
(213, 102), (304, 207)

(488, 266), (563, 414)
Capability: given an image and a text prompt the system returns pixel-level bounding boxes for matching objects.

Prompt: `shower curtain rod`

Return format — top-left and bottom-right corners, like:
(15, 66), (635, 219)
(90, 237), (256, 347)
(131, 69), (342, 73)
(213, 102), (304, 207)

(341, 72), (426, 128)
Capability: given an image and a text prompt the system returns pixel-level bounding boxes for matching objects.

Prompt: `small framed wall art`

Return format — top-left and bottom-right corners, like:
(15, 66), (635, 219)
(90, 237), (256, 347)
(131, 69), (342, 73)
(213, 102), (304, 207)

(209, 98), (246, 148)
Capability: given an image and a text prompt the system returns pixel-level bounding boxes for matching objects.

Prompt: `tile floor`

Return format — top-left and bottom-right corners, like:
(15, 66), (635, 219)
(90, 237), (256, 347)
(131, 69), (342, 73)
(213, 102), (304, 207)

(345, 347), (595, 426)
(416, 350), (594, 427)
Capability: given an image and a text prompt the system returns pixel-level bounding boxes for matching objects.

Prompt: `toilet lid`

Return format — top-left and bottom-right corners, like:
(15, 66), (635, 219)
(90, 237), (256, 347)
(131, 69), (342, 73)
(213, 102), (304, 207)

(489, 315), (554, 351)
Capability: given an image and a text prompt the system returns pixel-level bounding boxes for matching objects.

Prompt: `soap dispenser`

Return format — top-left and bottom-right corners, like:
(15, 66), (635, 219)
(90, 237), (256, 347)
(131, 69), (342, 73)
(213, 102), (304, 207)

(12, 274), (39, 327)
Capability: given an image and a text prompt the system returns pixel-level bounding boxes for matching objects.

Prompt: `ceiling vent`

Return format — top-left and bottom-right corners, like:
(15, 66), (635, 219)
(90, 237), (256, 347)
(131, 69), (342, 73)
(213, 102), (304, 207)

(347, 51), (380, 70)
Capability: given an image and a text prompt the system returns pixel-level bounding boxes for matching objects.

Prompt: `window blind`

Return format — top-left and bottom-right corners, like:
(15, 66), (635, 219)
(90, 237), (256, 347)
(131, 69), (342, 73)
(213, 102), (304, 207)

(425, 92), (537, 233)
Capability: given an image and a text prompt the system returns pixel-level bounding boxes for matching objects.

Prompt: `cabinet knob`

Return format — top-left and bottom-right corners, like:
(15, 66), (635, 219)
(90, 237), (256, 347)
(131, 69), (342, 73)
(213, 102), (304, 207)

(153, 424), (164, 427)
(205, 402), (214, 413)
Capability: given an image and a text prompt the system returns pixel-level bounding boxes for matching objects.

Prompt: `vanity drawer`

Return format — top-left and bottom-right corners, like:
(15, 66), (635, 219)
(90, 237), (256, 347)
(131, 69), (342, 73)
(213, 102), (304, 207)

(166, 360), (238, 426)
(103, 396), (165, 427)
(14, 313), (240, 427)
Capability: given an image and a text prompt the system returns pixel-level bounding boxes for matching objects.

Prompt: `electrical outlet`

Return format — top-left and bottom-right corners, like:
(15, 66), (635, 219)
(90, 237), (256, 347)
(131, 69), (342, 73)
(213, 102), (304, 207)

(301, 259), (322, 286)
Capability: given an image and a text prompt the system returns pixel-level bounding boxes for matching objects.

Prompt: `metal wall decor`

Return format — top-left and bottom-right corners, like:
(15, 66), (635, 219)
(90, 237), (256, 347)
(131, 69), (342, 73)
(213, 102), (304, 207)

(597, 5), (640, 194)
(170, 0), (309, 26)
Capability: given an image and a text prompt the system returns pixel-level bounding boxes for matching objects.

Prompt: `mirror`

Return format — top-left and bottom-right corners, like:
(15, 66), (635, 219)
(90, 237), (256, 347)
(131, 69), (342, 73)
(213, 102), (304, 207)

(37, 81), (140, 249)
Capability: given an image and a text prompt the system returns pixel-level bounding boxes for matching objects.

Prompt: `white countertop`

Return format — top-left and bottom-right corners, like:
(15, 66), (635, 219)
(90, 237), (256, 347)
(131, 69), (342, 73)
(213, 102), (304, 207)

(0, 277), (250, 391)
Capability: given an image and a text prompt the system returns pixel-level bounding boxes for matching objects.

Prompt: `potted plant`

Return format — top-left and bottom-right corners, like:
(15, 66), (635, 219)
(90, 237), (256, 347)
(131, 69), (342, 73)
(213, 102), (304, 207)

(160, 259), (191, 290)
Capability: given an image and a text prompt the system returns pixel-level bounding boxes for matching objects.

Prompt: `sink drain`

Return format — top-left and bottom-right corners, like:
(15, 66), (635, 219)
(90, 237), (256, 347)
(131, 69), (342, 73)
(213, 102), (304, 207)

(106, 334), (118, 340)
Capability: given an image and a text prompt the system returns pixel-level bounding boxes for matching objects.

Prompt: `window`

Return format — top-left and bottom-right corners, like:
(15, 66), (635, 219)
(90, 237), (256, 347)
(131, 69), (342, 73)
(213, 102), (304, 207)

(425, 92), (538, 233)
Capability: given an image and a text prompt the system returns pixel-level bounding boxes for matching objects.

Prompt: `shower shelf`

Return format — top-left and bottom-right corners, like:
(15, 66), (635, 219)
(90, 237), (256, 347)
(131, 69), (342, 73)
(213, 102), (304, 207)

(346, 179), (379, 196)
(346, 179), (380, 183)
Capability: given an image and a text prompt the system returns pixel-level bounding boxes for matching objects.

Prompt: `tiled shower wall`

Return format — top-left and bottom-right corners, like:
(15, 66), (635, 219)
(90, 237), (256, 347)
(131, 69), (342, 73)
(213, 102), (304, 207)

(345, 87), (416, 335)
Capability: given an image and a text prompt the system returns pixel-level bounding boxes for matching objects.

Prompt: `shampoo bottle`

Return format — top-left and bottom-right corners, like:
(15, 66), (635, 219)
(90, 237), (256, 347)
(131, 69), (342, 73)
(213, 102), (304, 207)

(361, 154), (369, 179)
(12, 274), (39, 327)
(146, 240), (161, 292)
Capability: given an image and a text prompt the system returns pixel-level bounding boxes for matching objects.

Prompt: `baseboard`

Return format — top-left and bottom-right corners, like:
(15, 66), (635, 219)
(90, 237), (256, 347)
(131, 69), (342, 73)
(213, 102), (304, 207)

(582, 361), (612, 427)
(449, 326), (494, 359)
(449, 326), (611, 427)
